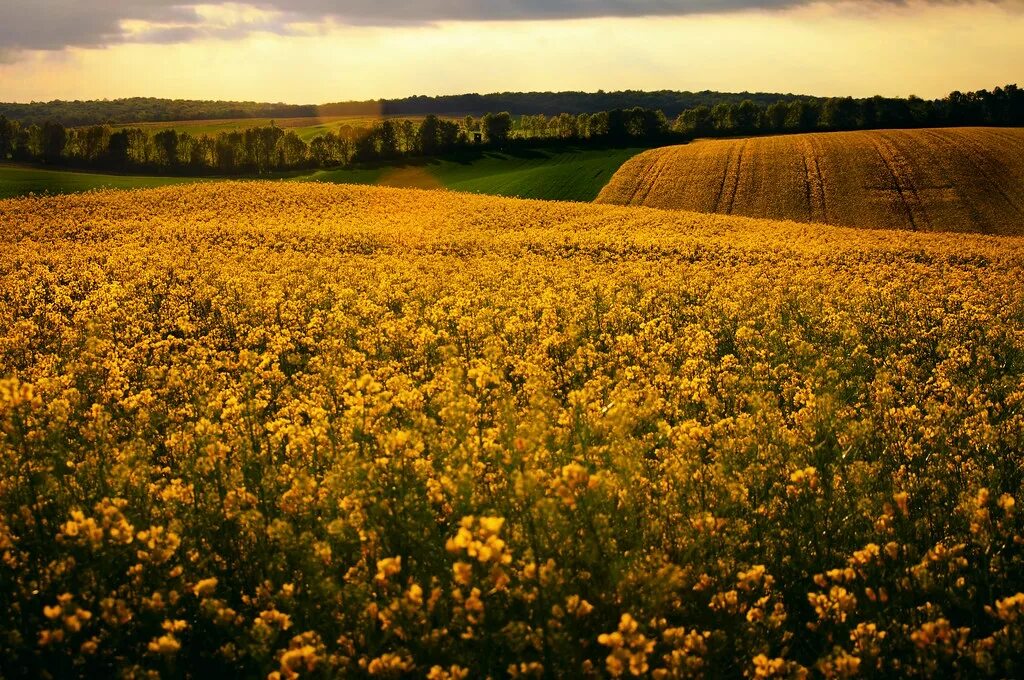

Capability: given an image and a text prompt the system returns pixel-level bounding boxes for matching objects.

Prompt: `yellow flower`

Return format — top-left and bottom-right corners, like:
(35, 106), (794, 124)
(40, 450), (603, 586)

(453, 561), (473, 586)
(147, 634), (181, 655)
(193, 577), (218, 597)
(375, 556), (402, 584)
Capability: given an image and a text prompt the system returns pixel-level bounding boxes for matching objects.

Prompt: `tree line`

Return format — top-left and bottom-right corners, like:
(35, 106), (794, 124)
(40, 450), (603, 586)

(672, 85), (1024, 137)
(0, 114), (490, 174)
(0, 90), (817, 127)
(0, 109), (677, 175)
(1, 85), (1020, 176)
(2, 85), (1020, 129)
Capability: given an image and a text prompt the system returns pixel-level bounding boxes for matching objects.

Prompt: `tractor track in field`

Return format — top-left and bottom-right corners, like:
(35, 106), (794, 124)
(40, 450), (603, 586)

(712, 139), (746, 214)
(930, 128), (1024, 219)
(801, 136), (828, 223)
(917, 128), (996, 233)
(638, 153), (672, 206)
(872, 133), (927, 231)
(722, 139), (747, 214)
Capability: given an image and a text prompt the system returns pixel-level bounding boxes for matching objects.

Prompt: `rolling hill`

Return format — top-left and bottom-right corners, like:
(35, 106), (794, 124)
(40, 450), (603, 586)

(299, 147), (644, 201)
(0, 147), (642, 202)
(0, 165), (208, 200)
(3, 182), (1024, 675)
(596, 127), (1024, 234)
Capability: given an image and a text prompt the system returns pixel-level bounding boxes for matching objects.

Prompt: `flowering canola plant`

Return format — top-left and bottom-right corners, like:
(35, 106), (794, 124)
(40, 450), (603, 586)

(1, 182), (1024, 678)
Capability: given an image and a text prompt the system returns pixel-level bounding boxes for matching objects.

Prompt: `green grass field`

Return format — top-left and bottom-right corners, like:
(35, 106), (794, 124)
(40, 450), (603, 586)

(299, 147), (645, 201)
(0, 165), (207, 200)
(0, 147), (645, 203)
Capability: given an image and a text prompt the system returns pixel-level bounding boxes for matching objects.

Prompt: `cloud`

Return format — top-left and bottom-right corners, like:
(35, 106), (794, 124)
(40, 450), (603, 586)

(0, 2), (199, 51)
(0, 0), (1018, 54)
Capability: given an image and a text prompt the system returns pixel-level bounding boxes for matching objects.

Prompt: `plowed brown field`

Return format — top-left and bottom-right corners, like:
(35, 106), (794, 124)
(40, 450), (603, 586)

(597, 127), (1024, 233)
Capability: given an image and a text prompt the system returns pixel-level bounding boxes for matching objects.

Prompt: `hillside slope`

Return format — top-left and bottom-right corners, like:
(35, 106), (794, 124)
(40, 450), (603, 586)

(597, 127), (1024, 234)
(0, 148), (643, 203)
(0, 165), (207, 200)
(301, 147), (644, 201)
(3, 182), (1024, 675)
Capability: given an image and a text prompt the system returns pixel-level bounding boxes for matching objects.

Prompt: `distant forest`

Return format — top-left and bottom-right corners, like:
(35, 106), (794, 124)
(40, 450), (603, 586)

(0, 90), (820, 126)
(0, 86), (1021, 177)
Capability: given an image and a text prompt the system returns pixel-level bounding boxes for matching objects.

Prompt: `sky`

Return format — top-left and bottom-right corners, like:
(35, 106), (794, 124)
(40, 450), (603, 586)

(0, 1), (1021, 103)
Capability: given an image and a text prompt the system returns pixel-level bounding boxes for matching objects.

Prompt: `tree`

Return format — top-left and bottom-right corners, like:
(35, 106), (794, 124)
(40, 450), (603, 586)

(192, 136), (217, 169)
(418, 115), (442, 156)
(734, 100), (762, 135)
(154, 129), (179, 168)
(376, 121), (399, 160)
(859, 97), (882, 129)
(244, 125), (284, 173)
(276, 131), (308, 168)
(124, 128), (153, 166)
(587, 111), (609, 138)
(0, 115), (16, 160)
(481, 112), (513, 147)
(12, 125), (36, 161)
(906, 95), (934, 126)
(78, 125), (110, 163)
(521, 114), (548, 138)
(107, 130), (131, 169)
(576, 113), (592, 139)
(335, 127), (355, 165)
(216, 131), (244, 173)
(819, 97), (860, 131)
(605, 109), (629, 142)
(710, 103), (736, 134)
(625, 108), (669, 139)
(784, 100), (820, 132)
(398, 120), (418, 155)
(872, 98), (913, 129)
(764, 102), (789, 133)
(353, 128), (378, 162)
(438, 119), (461, 152)
(176, 132), (198, 169)
(674, 105), (712, 137)
(555, 112), (579, 139)
(40, 121), (67, 163)
(1004, 84), (1024, 126)
(309, 135), (335, 168)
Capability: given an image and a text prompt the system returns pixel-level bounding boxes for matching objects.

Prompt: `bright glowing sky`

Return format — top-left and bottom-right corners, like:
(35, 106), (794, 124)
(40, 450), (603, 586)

(0, 1), (1021, 103)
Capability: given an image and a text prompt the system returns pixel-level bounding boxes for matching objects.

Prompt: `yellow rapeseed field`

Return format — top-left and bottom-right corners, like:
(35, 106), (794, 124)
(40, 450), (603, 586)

(2, 181), (1024, 678)
(597, 127), (1024, 234)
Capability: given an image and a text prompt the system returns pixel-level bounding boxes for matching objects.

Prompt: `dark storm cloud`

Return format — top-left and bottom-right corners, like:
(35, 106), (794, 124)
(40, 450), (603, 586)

(0, 0), (1015, 52)
(0, 2), (202, 51)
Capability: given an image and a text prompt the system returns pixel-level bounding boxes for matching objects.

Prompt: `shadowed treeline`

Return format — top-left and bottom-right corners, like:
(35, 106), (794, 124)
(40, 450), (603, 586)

(0, 110), (673, 176)
(1, 86), (1020, 178)
(0, 90), (815, 127)
(2, 86), (1020, 129)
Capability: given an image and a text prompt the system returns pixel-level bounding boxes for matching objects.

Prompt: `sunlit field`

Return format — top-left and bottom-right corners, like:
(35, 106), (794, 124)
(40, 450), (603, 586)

(2, 0), (1023, 676)
(299, 147), (645, 201)
(598, 128), (1024, 234)
(2, 182), (1023, 677)
(0, 147), (643, 203)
